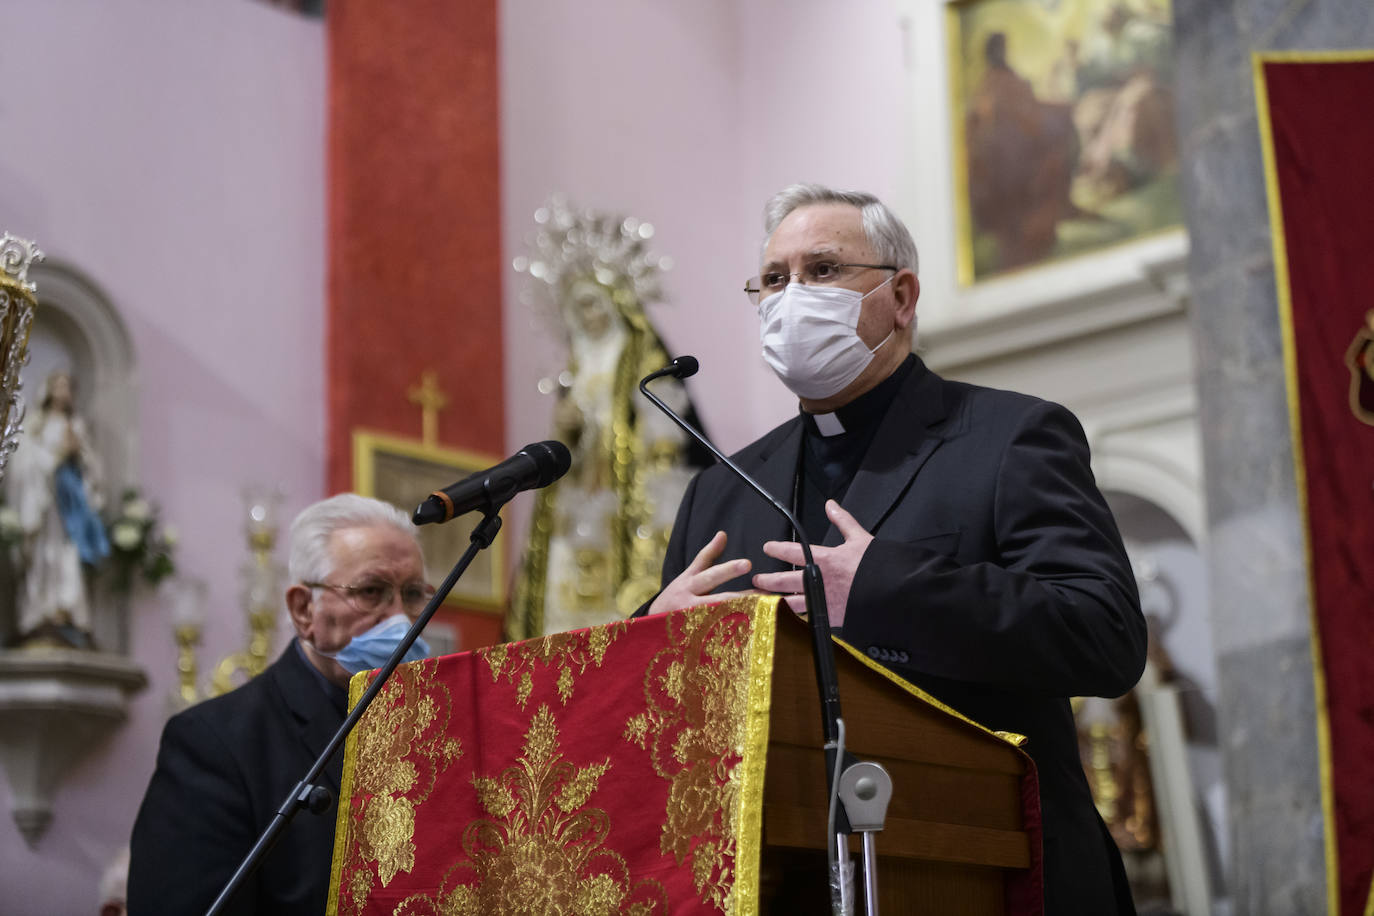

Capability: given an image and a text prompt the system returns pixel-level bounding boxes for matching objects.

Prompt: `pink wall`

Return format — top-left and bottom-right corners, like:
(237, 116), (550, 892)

(499, 0), (758, 465)
(0, 3), (325, 913)
(500, 0), (920, 465)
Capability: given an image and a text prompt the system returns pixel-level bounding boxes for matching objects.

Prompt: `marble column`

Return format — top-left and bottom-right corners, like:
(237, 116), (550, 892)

(1175, 2), (1374, 913)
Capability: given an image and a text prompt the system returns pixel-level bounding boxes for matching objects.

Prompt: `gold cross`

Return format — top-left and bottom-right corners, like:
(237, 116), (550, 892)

(407, 370), (449, 446)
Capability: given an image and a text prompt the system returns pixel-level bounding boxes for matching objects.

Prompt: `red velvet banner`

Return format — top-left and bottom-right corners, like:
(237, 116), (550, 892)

(1257, 54), (1374, 916)
(327, 0), (503, 488)
(327, 0), (503, 648)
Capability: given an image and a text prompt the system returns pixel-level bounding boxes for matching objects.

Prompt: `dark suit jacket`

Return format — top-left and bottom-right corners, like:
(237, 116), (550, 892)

(128, 642), (345, 916)
(660, 358), (1146, 915)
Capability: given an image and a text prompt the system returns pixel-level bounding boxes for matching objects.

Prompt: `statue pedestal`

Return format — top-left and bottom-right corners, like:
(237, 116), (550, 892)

(0, 648), (146, 846)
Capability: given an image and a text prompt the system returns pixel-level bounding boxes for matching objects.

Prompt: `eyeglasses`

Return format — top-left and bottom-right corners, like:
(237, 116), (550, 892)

(743, 261), (898, 305)
(304, 579), (436, 615)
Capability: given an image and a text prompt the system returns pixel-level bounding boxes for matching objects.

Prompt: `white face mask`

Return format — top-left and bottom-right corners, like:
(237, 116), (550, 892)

(757, 277), (894, 400)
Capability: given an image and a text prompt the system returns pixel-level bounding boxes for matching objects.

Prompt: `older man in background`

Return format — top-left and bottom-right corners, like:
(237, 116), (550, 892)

(128, 493), (433, 915)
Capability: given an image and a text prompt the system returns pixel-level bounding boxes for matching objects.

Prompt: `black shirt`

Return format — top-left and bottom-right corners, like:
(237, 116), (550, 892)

(796, 355), (917, 540)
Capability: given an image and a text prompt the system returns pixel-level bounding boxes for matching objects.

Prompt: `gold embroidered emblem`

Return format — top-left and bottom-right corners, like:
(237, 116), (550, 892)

(1346, 308), (1374, 425)
(478, 621), (627, 708)
(392, 704), (667, 915)
(623, 602), (759, 911)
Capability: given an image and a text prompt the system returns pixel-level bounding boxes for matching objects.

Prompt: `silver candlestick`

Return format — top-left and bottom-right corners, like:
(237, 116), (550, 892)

(0, 234), (43, 482)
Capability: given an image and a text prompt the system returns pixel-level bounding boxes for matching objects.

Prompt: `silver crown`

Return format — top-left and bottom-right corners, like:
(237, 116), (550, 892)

(514, 195), (672, 342)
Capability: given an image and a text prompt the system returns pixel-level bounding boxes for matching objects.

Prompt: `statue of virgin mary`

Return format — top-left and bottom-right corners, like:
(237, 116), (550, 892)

(505, 199), (710, 640)
(6, 370), (109, 647)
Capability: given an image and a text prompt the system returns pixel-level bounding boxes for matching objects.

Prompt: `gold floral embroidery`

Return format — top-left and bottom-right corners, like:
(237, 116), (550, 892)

(477, 622), (627, 708)
(484, 642), (509, 680)
(623, 600), (764, 911)
(391, 704), (667, 915)
(346, 868), (372, 912)
(330, 603), (777, 916)
(331, 660), (464, 915)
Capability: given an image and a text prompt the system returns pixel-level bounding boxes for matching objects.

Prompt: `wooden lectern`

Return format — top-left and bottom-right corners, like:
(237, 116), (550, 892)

(762, 609), (1040, 915)
(327, 597), (1040, 916)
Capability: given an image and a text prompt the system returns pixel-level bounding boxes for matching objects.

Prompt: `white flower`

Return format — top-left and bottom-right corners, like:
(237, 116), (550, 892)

(111, 521), (142, 551)
(160, 525), (179, 548)
(122, 498), (151, 522)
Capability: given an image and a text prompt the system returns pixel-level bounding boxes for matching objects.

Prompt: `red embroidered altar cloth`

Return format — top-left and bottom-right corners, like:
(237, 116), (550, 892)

(327, 596), (1040, 914)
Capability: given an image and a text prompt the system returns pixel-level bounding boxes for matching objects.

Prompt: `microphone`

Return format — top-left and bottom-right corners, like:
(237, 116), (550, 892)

(412, 440), (572, 525)
(641, 354), (698, 384)
(637, 357), (841, 745)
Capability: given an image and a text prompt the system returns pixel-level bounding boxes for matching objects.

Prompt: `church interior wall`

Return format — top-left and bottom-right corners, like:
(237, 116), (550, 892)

(0, 0), (1229, 912)
(499, 0), (748, 458)
(0, 3), (325, 912)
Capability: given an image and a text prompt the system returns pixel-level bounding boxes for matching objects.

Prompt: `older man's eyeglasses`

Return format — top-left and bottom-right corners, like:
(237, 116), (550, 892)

(305, 579), (436, 615)
(743, 261), (897, 306)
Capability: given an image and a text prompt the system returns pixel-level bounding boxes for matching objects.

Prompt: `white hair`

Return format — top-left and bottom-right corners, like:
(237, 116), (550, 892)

(287, 493), (419, 584)
(762, 183), (920, 275)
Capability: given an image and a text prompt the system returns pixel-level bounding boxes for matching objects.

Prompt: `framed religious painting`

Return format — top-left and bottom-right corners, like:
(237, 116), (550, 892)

(946, 0), (1181, 285)
(352, 430), (505, 613)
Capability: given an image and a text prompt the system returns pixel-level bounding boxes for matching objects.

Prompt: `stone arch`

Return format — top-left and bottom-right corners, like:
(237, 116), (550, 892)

(2, 260), (138, 651)
(24, 259), (138, 493)
(1095, 445), (1203, 547)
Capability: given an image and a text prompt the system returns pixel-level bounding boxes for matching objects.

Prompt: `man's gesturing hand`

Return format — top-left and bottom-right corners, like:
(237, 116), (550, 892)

(647, 531), (754, 616)
(751, 500), (874, 627)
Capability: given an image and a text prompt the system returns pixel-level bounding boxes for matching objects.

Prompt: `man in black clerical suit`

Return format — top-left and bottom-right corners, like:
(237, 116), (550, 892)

(128, 494), (434, 915)
(645, 184), (1146, 915)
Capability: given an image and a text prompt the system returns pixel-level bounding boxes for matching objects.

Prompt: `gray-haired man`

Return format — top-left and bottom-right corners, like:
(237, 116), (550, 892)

(649, 184), (1146, 915)
(129, 493), (432, 915)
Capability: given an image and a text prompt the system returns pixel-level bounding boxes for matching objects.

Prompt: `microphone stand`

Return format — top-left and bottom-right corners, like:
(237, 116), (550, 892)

(640, 362), (870, 913)
(204, 506), (506, 916)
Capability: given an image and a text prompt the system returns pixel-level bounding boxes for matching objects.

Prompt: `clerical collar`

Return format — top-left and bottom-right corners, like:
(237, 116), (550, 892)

(801, 355), (917, 438)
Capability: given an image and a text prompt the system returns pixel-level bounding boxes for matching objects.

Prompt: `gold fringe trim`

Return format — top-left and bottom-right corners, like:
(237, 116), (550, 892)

(326, 671), (372, 916)
(834, 636), (1027, 748)
(732, 596), (779, 915)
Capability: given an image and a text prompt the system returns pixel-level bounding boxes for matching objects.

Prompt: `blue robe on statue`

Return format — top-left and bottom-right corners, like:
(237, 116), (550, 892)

(55, 460), (109, 566)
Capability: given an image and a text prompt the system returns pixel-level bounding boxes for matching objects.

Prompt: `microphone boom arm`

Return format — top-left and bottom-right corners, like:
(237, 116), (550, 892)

(641, 358), (881, 911)
(638, 366), (843, 745)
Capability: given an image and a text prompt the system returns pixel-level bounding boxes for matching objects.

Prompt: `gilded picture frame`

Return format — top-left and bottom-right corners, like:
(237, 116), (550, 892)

(947, 0), (1180, 285)
(352, 430), (505, 613)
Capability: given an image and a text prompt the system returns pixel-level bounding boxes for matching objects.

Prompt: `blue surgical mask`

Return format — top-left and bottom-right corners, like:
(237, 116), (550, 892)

(312, 614), (431, 675)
